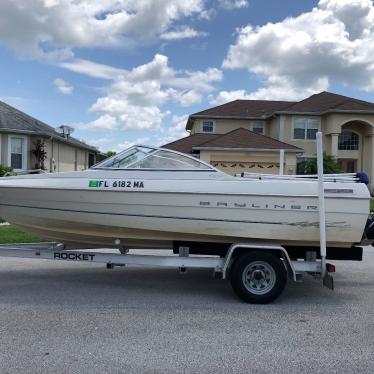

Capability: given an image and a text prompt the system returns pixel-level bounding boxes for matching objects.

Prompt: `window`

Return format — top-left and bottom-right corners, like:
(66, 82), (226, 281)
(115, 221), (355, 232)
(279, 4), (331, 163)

(293, 118), (319, 140)
(8, 136), (27, 171)
(93, 145), (214, 170)
(251, 121), (264, 134)
(338, 131), (359, 150)
(130, 150), (211, 170)
(202, 120), (214, 133)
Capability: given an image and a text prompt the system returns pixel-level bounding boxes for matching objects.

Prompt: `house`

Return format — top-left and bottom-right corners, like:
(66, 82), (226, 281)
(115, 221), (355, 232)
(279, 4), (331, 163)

(164, 128), (302, 175)
(0, 101), (98, 172)
(163, 91), (374, 185)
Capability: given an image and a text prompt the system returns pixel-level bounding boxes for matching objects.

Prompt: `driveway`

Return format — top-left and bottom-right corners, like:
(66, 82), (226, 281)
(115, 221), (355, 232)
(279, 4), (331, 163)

(0, 247), (373, 373)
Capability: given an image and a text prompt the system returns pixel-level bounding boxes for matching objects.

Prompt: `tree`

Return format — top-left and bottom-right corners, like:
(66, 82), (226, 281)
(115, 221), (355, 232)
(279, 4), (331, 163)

(297, 154), (343, 175)
(105, 151), (116, 158)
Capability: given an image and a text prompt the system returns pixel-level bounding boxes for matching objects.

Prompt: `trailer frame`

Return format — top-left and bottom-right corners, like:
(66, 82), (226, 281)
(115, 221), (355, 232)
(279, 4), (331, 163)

(0, 240), (329, 283)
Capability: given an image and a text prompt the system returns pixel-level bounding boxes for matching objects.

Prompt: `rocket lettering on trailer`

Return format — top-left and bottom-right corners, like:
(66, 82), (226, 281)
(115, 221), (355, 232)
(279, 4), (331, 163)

(54, 252), (95, 261)
(88, 180), (144, 188)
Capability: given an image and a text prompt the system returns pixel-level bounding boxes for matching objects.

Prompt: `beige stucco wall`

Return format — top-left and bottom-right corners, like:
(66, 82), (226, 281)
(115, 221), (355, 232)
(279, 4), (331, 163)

(41, 138), (88, 172)
(191, 118), (272, 136)
(0, 134), (90, 172)
(325, 113), (374, 135)
(280, 115), (326, 156)
(268, 117), (280, 138)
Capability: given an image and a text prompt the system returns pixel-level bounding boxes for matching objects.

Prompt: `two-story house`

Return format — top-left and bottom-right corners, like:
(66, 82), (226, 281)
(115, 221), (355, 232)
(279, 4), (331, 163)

(163, 91), (374, 186)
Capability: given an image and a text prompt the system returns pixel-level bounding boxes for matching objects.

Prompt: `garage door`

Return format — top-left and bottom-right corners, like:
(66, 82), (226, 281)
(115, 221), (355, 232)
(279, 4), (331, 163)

(211, 161), (280, 175)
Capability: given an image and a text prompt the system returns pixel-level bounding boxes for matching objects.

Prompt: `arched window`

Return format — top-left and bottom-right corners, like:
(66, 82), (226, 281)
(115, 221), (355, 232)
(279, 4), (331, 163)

(338, 131), (359, 150)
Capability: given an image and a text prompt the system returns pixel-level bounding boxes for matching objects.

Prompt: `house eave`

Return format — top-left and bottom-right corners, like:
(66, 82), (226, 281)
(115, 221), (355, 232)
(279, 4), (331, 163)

(0, 128), (97, 152)
(275, 109), (374, 116)
(192, 146), (303, 153)
(190, 114), (271, 120)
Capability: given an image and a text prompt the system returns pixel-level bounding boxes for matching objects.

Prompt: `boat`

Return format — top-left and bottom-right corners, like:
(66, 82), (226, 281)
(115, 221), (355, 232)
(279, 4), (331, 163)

(0, 145), (372, 255)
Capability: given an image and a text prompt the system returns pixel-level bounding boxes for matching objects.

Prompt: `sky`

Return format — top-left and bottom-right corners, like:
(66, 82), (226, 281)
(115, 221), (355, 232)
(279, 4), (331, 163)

(2, 0), (374, 152)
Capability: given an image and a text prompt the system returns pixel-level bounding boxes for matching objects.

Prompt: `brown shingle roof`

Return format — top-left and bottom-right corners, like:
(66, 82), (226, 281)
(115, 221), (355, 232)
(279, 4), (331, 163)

(278, 91), (374, 114)
(190, 99), (295, 120)
(162, 133), (221, 154)
(0, 100), (97, 152)
(162, 128), (302, 154)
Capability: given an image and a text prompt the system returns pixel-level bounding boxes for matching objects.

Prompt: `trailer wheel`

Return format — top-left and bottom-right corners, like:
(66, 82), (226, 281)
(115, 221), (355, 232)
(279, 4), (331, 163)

(230, 252), (287, 304)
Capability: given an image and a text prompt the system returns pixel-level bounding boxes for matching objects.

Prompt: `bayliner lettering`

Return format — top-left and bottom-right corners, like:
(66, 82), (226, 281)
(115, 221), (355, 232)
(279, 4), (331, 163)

(54, 252), (95, 261)
(200, 201), (318, 211)
(89, 180), (144, 189)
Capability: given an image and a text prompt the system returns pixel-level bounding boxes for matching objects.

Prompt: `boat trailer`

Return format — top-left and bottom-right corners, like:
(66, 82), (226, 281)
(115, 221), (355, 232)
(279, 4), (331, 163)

(0, 240), (335, 303)
(0, 132), (340, 303)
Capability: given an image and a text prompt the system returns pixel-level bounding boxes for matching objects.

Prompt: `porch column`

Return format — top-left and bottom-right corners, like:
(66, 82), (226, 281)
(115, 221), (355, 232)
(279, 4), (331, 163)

(370, 135), (374, 190)
(330, 133), (339, 158)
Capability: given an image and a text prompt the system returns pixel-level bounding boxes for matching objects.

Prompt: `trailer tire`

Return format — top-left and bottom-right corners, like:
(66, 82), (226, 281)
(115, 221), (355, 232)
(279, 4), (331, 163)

(230, 251), (287, 304)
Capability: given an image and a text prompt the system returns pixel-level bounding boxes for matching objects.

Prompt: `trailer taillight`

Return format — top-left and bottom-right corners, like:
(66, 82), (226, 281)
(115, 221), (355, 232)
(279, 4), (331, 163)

(326, 263), (336, 273)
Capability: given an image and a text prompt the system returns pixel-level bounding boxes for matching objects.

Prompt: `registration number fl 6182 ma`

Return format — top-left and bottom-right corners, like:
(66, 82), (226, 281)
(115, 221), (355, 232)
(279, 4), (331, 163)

(89, 180), (144, 188)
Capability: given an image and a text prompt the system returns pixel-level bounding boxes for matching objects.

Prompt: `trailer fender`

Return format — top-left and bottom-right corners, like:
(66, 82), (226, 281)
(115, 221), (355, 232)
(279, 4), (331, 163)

(221, 243), (296, 281)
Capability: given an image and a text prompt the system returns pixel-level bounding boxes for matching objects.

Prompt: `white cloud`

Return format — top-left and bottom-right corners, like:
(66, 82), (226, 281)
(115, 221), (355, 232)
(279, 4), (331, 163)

(209, 89), (253, 105)
(0, 0), (206, 57)
(218, 0), (249, 10)
(86, 99), (169, 132)
(79, 114), (118, 131)
(60, 59), (126, 80)
(77, 54), (221, 131)
(53, 78), (73, 95)
(223, 0), (374, 99)
(155, 114), (189, 146)
(114, 137), (150, 153)
(170, 90), (203, 107)
(170, 114), (189, 137)
(210, 77), (329, 104)
(86, 137), (113, 148)
(160, 26), (208, 40)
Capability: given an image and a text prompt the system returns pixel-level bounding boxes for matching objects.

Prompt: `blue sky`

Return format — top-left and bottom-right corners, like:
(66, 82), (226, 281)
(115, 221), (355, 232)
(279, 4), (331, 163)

(1, 0), (374, 152)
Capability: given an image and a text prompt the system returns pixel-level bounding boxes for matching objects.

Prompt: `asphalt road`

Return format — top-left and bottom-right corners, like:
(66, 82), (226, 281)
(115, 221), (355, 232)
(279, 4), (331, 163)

(0, 247), (373, 374)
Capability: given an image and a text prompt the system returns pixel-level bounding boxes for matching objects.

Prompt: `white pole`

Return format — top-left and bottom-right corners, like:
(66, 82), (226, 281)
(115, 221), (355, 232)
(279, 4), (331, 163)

(279, 149), (285, 175)
(316, 132), (327, 278)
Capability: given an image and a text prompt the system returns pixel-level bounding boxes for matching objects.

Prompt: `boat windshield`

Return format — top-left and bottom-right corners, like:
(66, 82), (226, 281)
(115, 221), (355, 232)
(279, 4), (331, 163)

(93, 146), (215, 171)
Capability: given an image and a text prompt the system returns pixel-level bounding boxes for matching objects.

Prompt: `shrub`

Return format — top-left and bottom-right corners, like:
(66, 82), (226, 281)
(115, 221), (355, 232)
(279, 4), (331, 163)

(297, 154), (343, 175)
(32, 140), (47, 170)
(0, 164), (15, 177)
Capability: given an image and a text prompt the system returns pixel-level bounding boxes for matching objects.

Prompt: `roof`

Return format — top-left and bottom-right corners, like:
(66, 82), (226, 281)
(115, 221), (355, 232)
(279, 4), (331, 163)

(277, 91), (374, 114)
(162, 133), (221, 154)
(187, 99), (294, 129)
(162, 128), (302, 153)
(187, 91), (374, 130)
(0, 100), (97, 152)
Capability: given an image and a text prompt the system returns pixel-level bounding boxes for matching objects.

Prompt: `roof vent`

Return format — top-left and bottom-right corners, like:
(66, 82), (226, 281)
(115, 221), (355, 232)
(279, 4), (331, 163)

(55, 125), (74, 138)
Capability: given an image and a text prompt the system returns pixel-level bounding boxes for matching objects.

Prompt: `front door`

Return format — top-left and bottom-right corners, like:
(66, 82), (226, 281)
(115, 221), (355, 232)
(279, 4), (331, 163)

(338, 159), (357, 173)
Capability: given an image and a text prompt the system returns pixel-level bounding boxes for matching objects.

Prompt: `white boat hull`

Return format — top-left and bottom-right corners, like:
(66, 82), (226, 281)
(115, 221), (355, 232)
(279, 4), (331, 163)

(0, 176), (370, 249)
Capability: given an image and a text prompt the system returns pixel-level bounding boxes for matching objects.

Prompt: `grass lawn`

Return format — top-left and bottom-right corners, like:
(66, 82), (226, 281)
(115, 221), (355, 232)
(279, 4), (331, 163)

(0, 225), (42, 244)
(371, 199), (374, 212)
